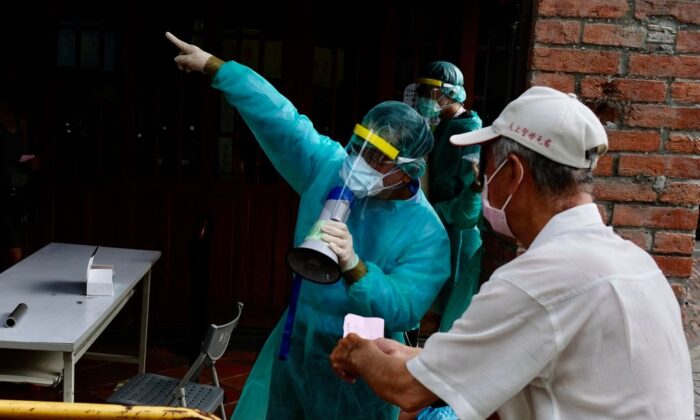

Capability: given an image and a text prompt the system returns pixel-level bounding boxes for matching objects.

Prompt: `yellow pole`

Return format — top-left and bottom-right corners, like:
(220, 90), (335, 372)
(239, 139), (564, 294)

(0, 400), (221, 420)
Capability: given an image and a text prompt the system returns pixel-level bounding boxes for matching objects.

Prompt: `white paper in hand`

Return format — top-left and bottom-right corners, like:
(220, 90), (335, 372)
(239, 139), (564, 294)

(343, 313), (384, 340)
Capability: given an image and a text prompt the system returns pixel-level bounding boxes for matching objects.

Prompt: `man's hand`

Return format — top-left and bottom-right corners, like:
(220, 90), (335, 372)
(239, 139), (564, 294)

(321, 220), (358, 272)
(330, 333), (367, 383)
(374, 338), (422, 361)
(165, 32), (212, 73)
(331, 334), (437, 411)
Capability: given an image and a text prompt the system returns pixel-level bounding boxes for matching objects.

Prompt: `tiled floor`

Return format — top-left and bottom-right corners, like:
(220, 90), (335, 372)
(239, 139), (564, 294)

(0, 344), (256, 419)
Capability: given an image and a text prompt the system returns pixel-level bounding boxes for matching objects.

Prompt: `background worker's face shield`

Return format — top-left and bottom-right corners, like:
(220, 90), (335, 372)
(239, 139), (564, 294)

(415, 78), (456, 118)
(416, 79), (446, 102)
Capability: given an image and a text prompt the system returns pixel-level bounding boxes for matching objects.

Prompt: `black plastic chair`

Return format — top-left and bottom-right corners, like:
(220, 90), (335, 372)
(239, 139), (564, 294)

(107, 302), (244, 419)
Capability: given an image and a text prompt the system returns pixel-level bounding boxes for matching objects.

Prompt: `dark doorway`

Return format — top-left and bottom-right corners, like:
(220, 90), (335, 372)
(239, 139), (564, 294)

(0, 0), (532, 346)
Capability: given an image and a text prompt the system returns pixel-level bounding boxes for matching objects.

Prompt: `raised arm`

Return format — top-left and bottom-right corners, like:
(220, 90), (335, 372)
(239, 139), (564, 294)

(166, 32), (345, 194)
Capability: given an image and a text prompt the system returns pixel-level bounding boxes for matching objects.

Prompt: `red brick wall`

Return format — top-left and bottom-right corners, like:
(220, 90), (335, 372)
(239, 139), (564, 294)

(529, 0), (700, 302)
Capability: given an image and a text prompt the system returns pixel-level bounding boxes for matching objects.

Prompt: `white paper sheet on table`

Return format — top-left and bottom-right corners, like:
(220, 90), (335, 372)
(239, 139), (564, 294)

(343, 313), (384, 339)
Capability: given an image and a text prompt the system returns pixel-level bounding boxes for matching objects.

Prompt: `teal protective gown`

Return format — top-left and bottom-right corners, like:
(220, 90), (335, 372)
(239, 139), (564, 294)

(212, 61), (451, 420)
(428, 111), (483, 332)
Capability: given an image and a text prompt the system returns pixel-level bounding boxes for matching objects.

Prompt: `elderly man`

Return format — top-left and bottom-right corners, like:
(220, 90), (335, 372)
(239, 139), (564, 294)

(331, 86), (693, 419)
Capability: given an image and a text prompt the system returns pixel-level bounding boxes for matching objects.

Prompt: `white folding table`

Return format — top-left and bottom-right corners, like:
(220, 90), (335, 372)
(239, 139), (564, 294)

(0, 243), (160, 402)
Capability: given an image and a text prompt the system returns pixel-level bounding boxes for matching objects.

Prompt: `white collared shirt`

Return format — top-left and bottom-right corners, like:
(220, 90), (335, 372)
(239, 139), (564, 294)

(407, 203), (693, 419)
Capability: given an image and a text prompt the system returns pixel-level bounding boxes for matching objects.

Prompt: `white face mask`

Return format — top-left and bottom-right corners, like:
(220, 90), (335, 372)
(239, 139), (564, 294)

(481, 159), (522, 239)
(340, 155), (402, 199)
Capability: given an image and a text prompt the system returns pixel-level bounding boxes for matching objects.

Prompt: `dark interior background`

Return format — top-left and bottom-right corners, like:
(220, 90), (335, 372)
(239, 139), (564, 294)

(0, 0), (531, 351)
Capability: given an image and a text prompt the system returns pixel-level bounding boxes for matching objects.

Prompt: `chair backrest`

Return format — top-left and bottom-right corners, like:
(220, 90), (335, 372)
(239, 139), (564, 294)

(175, 301), (244, 391)
(201, 301), (244, 361)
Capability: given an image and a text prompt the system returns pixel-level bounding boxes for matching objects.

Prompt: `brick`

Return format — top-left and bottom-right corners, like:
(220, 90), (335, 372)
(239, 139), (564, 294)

(654, 231), (697, 254)
(653, 255), (694, 277)
(678, 31), (700, 53)
(618, 155), (664, 176)
(659, 182), (700, 205)
(666, 156), (700, 178)
(593, 154), (614, 176)
(580, 77), (666, 103)
(616, 228), (652, 251)
(666, 132), (700, 154)
(626, 105), (700, 130)
(539, 0), (629, 18)
(612, 204), (698, 229)
(671, 81), (700, 103)
(532, 47), (620, 74)
(618, 154), (700, 178)
(530, 72), (576, 92)
(594, 179), (656, 202)
(583, 24), (646, 48)
(535, 20), (581, 44)
(629, 54), (700, 78)
(636, 0), (700, 25)
(606, 130), (661, 152)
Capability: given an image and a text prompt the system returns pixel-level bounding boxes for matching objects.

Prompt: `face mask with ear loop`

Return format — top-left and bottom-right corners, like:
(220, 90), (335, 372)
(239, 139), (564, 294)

(481, 158), (523, 239)
(339, 124), (417, 199)
(416, 96), (447, 119)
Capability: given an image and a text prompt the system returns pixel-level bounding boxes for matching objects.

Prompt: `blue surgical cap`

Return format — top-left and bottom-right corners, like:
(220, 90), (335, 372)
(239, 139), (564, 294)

(419, 61), (467, 103)
(348, 101), (434, 178)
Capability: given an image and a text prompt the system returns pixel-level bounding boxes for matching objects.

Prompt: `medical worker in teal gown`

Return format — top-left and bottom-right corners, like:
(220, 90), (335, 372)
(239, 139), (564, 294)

(414, 62), (483, 420)
(166, 33), (450, 420)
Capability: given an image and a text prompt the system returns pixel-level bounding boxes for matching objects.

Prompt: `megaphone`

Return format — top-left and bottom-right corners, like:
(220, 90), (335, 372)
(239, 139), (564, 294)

(287, 187), (355, 284)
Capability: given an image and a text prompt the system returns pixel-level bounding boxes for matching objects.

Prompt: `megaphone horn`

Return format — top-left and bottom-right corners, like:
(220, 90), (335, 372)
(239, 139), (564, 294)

(286, 187), (355, 284)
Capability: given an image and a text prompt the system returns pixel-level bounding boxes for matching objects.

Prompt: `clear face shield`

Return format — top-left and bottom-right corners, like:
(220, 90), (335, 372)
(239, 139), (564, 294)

(415, 77), (456, 120)
(340, 124), (418, 199)
(416, 79), (445, 102)
(348, 124), (419, 166)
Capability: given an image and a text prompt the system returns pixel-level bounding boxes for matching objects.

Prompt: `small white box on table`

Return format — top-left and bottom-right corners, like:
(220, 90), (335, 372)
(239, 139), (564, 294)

(86, 249), (114, 296)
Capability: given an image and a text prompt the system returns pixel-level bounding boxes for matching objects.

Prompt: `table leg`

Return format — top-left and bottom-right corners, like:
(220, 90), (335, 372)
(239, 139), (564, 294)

(138, 270), (151, 373)
(62, 352), (75, 402)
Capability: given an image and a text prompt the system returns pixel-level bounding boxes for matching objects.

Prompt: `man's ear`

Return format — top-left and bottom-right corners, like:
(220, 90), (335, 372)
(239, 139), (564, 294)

(506, 153), (525, 195)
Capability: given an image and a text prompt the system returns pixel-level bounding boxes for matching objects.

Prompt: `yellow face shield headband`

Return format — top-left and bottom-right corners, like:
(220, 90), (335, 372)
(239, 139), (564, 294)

(416, 77), (457, 89)
(352, 124), (399, 160)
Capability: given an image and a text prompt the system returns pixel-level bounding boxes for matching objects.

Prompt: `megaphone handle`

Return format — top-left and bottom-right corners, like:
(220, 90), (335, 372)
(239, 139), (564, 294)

(278, 273), (303, 360)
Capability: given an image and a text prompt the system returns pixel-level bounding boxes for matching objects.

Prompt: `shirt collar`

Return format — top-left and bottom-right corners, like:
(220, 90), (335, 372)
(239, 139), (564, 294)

(528, 203), (603, 250)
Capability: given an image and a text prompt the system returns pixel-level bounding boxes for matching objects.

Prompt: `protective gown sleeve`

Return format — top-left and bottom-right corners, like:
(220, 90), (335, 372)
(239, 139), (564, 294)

(433, 170), (481, 230)
(432, 115), (482, 230)
(346, 221), (451, 332)
(211, 61), (345, 194)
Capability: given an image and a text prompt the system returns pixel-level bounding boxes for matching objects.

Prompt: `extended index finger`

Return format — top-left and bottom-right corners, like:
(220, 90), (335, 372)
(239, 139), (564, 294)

(165, 32), (190, 51)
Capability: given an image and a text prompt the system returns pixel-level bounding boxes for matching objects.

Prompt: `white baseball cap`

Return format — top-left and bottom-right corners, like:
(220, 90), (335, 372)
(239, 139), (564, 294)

(450, 86), (608, 169)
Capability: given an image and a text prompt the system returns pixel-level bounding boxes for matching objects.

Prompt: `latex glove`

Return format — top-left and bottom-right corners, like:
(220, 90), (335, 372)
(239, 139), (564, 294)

(165, 32), (212, 73)
(320, 220), (358, 272)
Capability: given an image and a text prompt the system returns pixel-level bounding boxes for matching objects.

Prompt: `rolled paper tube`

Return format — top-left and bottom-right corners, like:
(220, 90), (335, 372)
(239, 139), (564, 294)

(5, 303), (28, 328)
